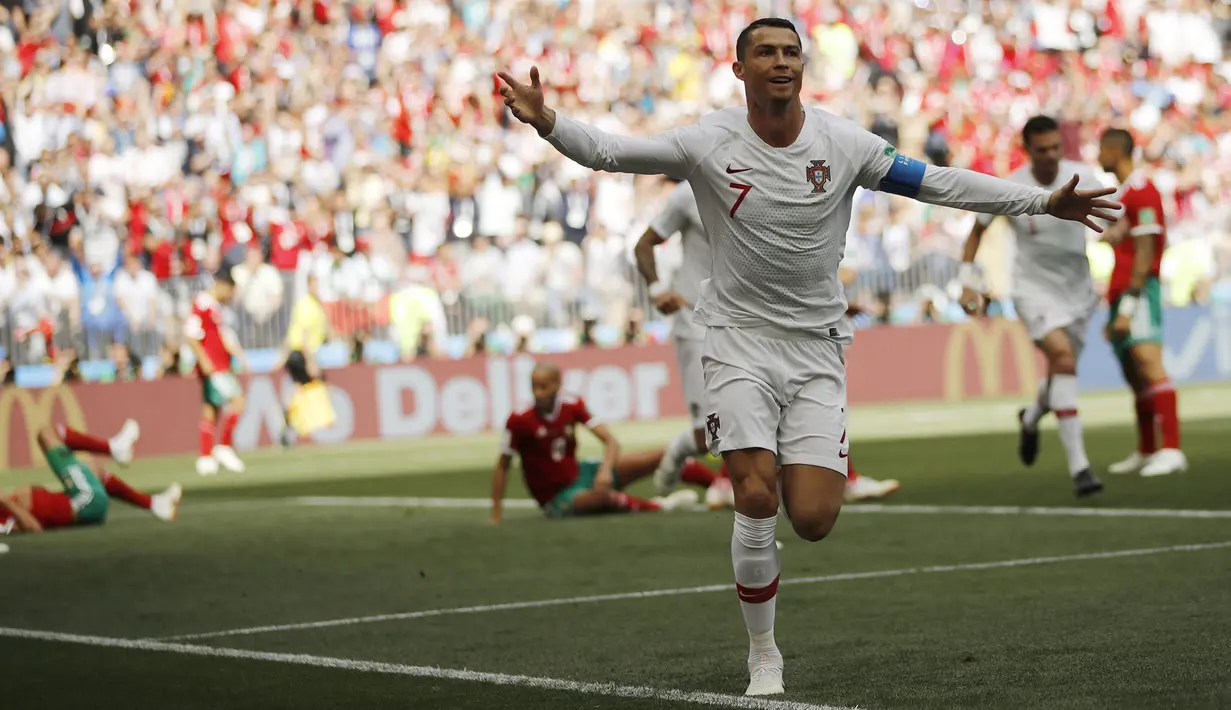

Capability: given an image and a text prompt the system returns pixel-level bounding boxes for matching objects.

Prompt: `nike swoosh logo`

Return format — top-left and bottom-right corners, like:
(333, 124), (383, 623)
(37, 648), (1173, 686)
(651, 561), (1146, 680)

(726, 165), (751, 174)
(838, 450), (849, 459)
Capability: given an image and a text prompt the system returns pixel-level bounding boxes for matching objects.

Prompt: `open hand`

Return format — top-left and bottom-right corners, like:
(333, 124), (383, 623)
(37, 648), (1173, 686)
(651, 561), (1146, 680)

(497, 66), (555, 137)
(1046, 175), (1121, 233)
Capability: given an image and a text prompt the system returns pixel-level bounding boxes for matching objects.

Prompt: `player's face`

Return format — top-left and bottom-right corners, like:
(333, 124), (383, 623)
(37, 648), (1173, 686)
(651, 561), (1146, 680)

(531, 372), (560, 412)
(1097, 139), (1121, 173)
(215, 281), (235, 303)
(1026, 130), (1063, 177)
(734, 28), (803, 104)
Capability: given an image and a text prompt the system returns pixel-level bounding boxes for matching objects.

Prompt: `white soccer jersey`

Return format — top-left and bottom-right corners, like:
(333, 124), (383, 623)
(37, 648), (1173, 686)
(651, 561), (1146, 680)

(547, 106), (1050, 339)
(976, 160), (1101, 300)
(648, 181), (710, 341)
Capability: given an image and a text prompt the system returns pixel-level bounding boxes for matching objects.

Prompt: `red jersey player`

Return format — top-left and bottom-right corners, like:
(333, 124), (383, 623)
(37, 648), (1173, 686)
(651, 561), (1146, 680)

(185, 268), (248, 476)
(490, 363), (732, 523)
(1097, 129), (1185, 477)
(1, 419), (181, 535)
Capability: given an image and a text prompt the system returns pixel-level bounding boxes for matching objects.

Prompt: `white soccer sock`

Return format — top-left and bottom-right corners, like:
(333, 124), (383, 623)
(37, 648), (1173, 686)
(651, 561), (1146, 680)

(1050, 374), (1090, 477)
(1022, 379), (1050, 430)
(653, 428), (703, 493)
(732, 512), (780, 648)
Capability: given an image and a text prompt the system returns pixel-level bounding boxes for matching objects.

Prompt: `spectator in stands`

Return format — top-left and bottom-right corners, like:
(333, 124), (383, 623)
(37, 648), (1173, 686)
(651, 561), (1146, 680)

(113, 250), (159, 356)
(461, 235), (507, 325)
(431, 241), (464, 329)
(388, 264), (447, 362)
(37, 245), (79, 331)
(582, 224), (631, 329)
(233, 244), (286, 348)
(102, 342), (141, 383)
(74, 252), (126, 358)
(539, 222), (584, 328)
(502, 219), (543, 319)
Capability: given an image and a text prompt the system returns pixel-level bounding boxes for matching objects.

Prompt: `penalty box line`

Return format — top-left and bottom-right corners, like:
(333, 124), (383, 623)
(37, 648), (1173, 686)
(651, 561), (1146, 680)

(157, 540), (1231, 643)
(291, 496), (1231, 519)
(0, 627), (856, 710)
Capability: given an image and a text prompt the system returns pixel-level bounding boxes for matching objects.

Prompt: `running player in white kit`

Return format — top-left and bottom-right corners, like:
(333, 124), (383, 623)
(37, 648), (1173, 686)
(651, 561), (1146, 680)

(498, 18), (1119, 696)
(633, 180), (735, 508)
(638, 181), (898, 503)
(958, 116), (1105, 498)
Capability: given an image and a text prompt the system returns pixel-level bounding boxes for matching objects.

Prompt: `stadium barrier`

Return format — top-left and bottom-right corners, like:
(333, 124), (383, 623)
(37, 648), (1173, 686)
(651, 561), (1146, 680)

(3, 302), (1228, 470)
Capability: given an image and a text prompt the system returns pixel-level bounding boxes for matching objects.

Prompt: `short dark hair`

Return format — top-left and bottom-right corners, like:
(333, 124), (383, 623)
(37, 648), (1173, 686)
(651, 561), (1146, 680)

(214, 267), (236, 286)
(1021, 115), (1059, 148)
(736, 18), (802, 62)
(1101, 128), (1135, 156)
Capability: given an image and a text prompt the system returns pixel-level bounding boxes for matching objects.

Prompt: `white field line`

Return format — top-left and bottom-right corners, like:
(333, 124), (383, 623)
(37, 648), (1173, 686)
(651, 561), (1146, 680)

(292, 496), (1231, 520)
(0, 627), (854, 710)
(157, 540), (1231, 642)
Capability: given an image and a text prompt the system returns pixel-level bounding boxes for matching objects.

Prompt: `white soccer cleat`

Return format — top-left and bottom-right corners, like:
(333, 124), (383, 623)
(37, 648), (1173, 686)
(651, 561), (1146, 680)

(151, 483), (183, 521)
(212, 445), (246, 473)
(196, 456), (219, 476)
(1139, 449), (1187, 477)
(845, 476), (901, 502)
(109, 419), (141, 466)
(705, 477), (735, 510)
(1108, 451), (1149, 475)
(651, 488), (699, 511)
(745, 646), (785, 696)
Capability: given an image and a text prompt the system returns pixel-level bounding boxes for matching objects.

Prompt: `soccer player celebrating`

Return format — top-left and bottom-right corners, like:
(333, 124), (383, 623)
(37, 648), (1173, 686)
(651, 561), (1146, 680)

(1097, 128), (1185, 477)
(498, 18), (1117, 695)
(491, 363), (723, 523)
(958, 115), (1105, 497)
(0, 419), (181, 534)
(186, 268), (248, 476)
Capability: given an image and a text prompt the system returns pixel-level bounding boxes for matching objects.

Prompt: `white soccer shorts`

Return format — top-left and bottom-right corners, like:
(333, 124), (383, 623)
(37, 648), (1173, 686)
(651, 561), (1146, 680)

(1012, 290), (1099, 359)
(675, 336), (706, 429)
(701, 326), (848, 475)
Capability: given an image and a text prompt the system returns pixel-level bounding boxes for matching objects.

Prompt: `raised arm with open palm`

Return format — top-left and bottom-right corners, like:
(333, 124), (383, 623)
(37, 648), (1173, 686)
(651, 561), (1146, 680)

(498, 67), (556, 137)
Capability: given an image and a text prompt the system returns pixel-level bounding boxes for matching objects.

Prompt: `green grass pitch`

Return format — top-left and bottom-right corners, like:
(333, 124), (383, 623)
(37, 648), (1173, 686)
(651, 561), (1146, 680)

(3, 389), (1230, 709)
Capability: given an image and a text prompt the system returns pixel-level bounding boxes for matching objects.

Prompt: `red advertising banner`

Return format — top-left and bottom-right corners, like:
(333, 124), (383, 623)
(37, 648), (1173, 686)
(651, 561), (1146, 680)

(1, 320), (1044, 469)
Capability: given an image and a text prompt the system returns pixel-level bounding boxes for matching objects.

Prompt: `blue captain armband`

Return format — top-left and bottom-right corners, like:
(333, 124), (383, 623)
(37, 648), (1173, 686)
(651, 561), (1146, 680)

(878, 153), (926, 199)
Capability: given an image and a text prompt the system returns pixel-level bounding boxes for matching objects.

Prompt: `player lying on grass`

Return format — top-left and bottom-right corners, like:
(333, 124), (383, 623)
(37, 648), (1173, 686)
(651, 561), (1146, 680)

(490, 363), (735, 524)
(0, 420), (181, 534)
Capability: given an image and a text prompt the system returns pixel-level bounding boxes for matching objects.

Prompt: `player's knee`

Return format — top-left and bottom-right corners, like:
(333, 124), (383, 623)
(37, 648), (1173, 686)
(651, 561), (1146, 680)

(790, 512), (837, 543)
(1049, 349), (1077, 375)
(36, 426), (60, 451)
(732, 478), (778, 518)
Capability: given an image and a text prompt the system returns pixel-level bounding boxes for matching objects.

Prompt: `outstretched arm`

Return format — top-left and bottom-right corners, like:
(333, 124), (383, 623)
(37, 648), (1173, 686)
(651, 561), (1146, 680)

(860, 142), (1119, 232)
(498, 67), (701, 179)
(490, 453), (512, 525)
(0, 497), (42, 534)
(586, 423), (620, 491)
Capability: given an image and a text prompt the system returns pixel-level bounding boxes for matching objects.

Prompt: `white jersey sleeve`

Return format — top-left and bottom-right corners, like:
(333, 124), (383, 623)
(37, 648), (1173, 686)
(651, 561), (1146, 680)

(649, 182), (695, 240)
(915, 164), (1051, 216)
(545, 114), (722, 180)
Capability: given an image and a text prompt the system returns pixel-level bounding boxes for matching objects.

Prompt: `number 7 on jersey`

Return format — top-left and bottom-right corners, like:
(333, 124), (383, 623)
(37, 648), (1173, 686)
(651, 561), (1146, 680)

(728, 182), (752, 217)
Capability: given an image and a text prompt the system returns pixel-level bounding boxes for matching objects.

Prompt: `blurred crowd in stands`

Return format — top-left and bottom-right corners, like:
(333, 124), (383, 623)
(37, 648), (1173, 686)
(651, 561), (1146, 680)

(1, 0), (1231, 382)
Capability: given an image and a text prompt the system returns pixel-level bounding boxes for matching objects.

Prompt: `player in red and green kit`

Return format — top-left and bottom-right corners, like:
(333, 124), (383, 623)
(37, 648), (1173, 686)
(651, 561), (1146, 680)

(185, 268), (248, 476)
(1, 419), (181, 534)
(490, 363), (730, 523)
(1097, 128), (1185, 477)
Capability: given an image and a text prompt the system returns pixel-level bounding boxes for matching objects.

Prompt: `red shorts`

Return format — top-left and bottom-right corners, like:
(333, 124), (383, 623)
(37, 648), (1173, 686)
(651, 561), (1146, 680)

(30, 487), (75, 529)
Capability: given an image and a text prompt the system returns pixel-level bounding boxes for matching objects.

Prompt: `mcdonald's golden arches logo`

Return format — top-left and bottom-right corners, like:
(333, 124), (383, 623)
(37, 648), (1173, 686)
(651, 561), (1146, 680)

(0, 386), (87, 470)
(943, 320), (1040, 401)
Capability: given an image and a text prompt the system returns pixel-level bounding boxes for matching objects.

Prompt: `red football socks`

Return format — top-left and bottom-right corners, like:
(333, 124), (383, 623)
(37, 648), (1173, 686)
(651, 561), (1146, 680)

(1150, 380), (1180, 450)
(56, 425), (111, 455)
(98, 469), (151, 509)
(1134, 393), (1157, 455)
(613, 493), (661, 512)
(681, 460), (718, 487)
(199, 419), (216, 456)
(219, 411), (239, 447)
